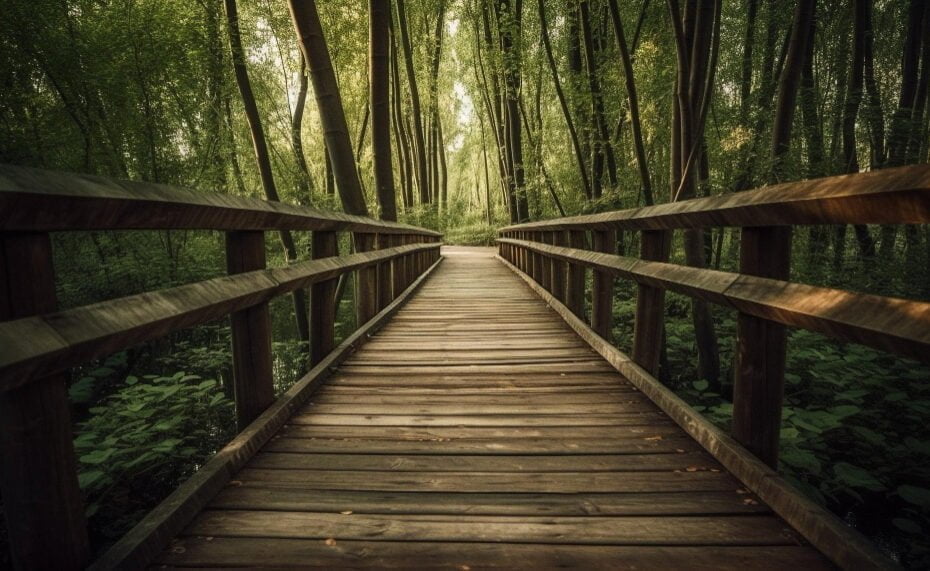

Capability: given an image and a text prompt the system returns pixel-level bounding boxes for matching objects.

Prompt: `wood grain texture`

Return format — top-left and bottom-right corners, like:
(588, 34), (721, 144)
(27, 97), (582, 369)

(0, 163), (440, 235)
(153, 248), (835, 570)
(498, 237), (930, 364)
(225, 231), (274, 429)
(500, 164), (930, 232)
(0, 233), (90, 570)
(88, 256), (443, 571)
(498, 253), (892, 570)
(0, 243), (440, 394)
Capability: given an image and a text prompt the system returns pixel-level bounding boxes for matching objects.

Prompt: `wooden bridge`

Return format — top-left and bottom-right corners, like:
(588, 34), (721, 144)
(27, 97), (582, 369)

(1, 164), (929, 569)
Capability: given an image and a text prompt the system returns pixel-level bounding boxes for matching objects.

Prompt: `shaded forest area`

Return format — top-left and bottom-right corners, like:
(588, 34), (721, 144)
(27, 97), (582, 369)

(1, 0), (929, 567)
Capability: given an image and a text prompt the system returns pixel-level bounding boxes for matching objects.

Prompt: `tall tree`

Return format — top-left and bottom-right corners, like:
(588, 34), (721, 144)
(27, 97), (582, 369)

(288, 0), (368, 215)
(370, 0), (397, 221)
(224, 0), (310, 345)
(396, 0), (430, 205)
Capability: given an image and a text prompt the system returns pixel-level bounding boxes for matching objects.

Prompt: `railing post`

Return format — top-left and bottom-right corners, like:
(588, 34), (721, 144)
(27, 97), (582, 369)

(391, 234), (405, 299)
(540, 231), (553, 292)
(733, 226), (792, 468)
(226, 231), (275, 430)
(591, 229), (617, 340)
(566, 230), (586, 317)
(377, 234), (392, 311)
(310, 230), (338, 366)
(0, 233), (90, 570)
(632, 230), (670, 375)
(355, 232), (378, 325)
(551, 230), (567, 302)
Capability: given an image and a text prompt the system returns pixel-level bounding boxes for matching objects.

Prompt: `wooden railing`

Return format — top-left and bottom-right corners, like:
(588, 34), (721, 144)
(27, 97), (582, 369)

(0, 164), (441, 569)
(499, 165), (930, 469)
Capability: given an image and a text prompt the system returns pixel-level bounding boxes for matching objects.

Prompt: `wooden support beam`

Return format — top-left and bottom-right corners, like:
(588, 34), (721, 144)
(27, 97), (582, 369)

(632, 230), (671, 376)
(391, 235), (405, 300)
(551, 231), (567, 302)
(225, 231), (274, 430)
(732, 227), (792, 468)
(566, 230), (586, 317)
(540, 232), (552, 292)
(310, 231), (338, 366)
(0, 233), (90, 570)
(355, 233), (378, 325)
(377, 234), (392, 311)
(591, 230), (616, 341)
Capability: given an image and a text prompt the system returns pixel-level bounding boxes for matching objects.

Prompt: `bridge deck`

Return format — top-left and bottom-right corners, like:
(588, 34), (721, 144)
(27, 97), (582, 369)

(156, 247), (830, 569)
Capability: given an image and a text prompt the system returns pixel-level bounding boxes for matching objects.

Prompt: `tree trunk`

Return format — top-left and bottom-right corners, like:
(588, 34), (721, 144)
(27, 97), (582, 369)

(292, 56), (317, 205)
(538, 0), (592, 200)
(396, 0), (430, 204)
(288, 0), (368, 215)
(370, 0), (397, 221)
(607, 0), (653, 205)
(225, 0), (310, 346)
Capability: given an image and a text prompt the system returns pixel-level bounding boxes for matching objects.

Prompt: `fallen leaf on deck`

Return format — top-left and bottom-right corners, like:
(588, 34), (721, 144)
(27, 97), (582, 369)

(340, 510), (353, 515)
(325, 538), (337, 546)
(644, 435), (663, 441)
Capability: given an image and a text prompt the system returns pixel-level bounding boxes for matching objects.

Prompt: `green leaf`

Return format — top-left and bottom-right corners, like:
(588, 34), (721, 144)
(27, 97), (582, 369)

(125, 375), (139, 385)
(692, 379), (709, 392)
(80, 448), (116, 465)
(78, 470), (106, 489)
(69, 377), (96, 404)
(780, 447), (821, 475)
(827, 405), (860, 418)
(833, 462), (885, 492)
(897, 485), (930, 508)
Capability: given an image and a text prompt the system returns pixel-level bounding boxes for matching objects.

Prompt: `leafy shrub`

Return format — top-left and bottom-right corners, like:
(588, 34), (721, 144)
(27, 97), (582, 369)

(74, 372), (235, 543)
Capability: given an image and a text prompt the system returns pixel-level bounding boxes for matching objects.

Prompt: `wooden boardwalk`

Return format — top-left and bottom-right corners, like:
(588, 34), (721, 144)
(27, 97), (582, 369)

(156, 247), (829, 569)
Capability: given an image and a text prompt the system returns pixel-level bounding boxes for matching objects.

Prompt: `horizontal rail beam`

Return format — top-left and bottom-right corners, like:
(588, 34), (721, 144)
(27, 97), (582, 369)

(0, 243), (440, 394)
(0, 164), (441, 236)
(500, 165), (930, 232)
(498, 238), (930, 364)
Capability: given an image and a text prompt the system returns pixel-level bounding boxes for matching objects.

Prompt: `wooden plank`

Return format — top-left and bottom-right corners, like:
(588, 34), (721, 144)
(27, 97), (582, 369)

(0, 163), (441, 235)
(733, 226), (792, 468)
(0, 243), (439, 394)
(498, 164), (930, 232)
(566, 230), (586, 317)
(225, 231), (274, 429)
(0, 232), (90, 570)
(210, 487), (757, 515)
(498, 237), (930, 364)
(498, 254), (893, 569)
(295, 402), (658, 415)
(277, 424), (683, 440)
(89, 258), (443, 570)
(185, 511), (801, 545)
(156, 539), (829, 569)
(246, 451), (720, 472)
(264, 436), (698, 455)
(288, 413), (670, 427)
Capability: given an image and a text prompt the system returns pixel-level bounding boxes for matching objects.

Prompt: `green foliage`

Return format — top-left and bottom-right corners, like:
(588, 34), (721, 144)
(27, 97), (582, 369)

(74, 372), (235, 540)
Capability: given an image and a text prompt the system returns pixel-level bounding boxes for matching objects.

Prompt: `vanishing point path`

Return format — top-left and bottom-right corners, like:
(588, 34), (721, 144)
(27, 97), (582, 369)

(156, 247), (829, 569)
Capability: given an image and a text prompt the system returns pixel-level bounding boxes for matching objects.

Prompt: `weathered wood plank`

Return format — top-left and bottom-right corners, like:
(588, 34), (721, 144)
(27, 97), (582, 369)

(156, 539), (829, 569)
(0, 243), (439, 394)
(498, 238), (930, 364)
(210, 487), (760, 516)
(499, 164), (930, 232)
(89, 257), (443, 570)
(0, 163), (441, 235)
(185, 511), (801, 545)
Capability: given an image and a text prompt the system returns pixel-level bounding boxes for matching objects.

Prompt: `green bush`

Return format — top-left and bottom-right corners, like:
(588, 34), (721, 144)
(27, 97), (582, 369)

(74, 372), (235, 543)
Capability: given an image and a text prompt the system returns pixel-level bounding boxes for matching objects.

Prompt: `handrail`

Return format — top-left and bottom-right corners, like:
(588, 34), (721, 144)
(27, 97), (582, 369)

(497, 166), (930, 470)
(500, 164), (930, 232)
(498, 238), (930, 363)
(0, 164), (442, 570)
(496, 166), (930, 569)
(0, 163), (440, 235)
